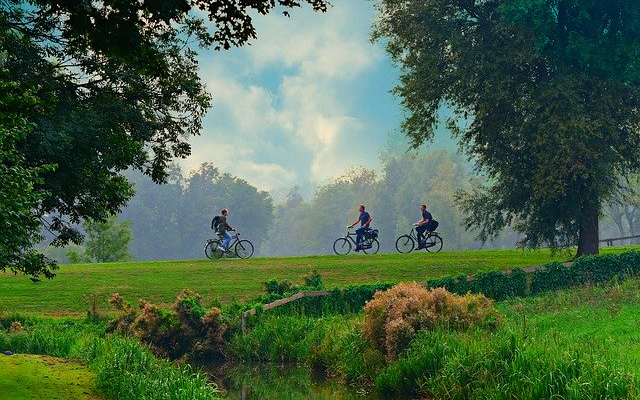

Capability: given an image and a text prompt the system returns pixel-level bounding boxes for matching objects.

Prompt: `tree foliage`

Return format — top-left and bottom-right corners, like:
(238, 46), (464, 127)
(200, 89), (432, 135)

(373, 0), (640, 255)
(0, 0), (328, 274)
(0, 71), (57, 277)
(84, 215), (134, 263)
(118, 163), (274, 260)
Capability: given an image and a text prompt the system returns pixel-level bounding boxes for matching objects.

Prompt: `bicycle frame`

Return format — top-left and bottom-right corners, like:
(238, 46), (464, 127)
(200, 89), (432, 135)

(405, 227), (439, 249)
(341, 229), (375, 248)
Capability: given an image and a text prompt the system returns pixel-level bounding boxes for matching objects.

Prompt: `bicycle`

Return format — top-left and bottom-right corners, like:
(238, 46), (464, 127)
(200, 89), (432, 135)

(333, 227), (380, 255)
(204, 232), (254, 260)
(395, 225), (443, 253)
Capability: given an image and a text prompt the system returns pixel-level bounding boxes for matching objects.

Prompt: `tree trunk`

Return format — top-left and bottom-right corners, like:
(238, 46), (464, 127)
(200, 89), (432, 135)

(577, 202), (600, 256)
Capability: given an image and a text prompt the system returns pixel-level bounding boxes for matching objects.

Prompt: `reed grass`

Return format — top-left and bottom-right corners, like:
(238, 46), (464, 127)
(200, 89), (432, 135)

(0, 317), (221, 400)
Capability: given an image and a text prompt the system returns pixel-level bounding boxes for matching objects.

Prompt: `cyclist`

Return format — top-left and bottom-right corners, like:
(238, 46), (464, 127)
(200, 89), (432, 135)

(348, 204), (373, 251)
(217, 208), (236, 252)
(415, 204), (433, 249)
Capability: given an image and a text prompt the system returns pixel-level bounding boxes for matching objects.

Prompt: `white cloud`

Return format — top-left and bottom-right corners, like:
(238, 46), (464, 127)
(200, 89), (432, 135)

(181, 0), (396, 191)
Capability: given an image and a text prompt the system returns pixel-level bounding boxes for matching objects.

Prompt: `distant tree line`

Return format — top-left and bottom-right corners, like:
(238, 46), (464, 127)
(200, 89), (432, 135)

(120, 163), (274, 260)
(40, 149), (638, 262)
(111, 150), (521, 260)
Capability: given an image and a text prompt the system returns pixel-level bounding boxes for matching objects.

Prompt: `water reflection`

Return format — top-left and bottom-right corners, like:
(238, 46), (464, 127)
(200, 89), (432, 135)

(218, 364), (385, 400)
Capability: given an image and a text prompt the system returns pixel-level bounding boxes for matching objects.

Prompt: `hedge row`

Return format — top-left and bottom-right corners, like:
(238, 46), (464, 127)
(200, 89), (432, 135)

(426, 251), (640, 300)
(530, 251), (640, 295)
(268, 283), (396, 317)
(252, 251), (640, 318)
(426, 269), (528, 301)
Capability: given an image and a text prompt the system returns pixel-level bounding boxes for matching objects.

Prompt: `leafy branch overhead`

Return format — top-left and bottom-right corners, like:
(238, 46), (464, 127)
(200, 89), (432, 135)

(0, 0), (329, 276)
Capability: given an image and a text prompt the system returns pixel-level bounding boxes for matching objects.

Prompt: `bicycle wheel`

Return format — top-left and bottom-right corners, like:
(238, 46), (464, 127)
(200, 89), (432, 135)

(395, 235), (414, 253)
(235, 239), (254, 259)
(425, 234), (443, 252)
(363, 239), (380, 254)
(333, 238), (351, 255)
(205, 240), (223, 259)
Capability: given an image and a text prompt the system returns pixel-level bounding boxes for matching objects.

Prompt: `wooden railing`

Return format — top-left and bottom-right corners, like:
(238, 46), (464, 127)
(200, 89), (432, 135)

(599, 234), (640, 246)
(241, 290), (332, 331)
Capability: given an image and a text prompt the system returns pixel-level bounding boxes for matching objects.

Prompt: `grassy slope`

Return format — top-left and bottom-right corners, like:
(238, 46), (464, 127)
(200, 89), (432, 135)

(1, 246), (637, 316)
(0, 354), (103, 400)
(227, 276), (640, 398)
(499, 277), (640, 369)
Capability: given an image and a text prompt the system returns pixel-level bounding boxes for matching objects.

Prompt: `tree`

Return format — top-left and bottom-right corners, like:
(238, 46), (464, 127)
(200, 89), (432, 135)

(179, 163), (274, 258)
(373, 0), (640, 255)
(0, 71), (56, 277)
(1, 0), (328, 272)
(84, 215), (133, 263)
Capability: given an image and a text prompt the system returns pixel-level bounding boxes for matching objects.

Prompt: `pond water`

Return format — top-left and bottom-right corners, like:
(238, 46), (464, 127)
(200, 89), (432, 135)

(212, 364), (387, 400)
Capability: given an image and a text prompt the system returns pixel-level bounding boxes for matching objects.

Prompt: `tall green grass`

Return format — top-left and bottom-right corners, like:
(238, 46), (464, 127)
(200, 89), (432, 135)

(0, 317), (220, 400)
(376, 329), (637, 399)
(231, 277), (640, 398)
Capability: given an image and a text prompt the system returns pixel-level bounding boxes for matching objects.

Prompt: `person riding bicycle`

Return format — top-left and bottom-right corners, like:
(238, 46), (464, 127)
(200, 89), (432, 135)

(348, 204), (373, 252)
(415, 204), (434, 249)
(217, 208), (236, 252)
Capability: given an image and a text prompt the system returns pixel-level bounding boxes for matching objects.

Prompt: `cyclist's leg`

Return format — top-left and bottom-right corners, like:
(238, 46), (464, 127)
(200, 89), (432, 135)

(415, 225), (427, 246)
(355, 227), (365, 248)
(221, 231), (232, 250)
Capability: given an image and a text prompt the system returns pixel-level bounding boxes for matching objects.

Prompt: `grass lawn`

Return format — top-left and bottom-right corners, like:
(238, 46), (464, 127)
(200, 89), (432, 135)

(0, 354), (103, 400)
(1, 246), (637, 316)
(499, 276), (640, 370)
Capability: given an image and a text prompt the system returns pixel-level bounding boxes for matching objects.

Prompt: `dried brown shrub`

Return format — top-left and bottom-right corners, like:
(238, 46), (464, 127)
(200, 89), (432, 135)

(363, 282), (502, 360)
(8, 321), (22, 333)
(107, 290), (226, 361)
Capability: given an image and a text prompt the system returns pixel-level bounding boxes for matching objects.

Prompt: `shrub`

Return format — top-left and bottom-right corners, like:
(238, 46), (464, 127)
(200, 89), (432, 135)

(301, 270), (324, 289)
(8, 321), (22, 333)
(108, 291), (227, 361)
(264, 278), (293, 296)
(363, 283), (502, 360)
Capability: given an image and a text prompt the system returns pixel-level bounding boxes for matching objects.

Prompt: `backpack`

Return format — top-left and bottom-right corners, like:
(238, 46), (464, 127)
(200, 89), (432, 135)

(211, 215), (221, 231)
(427, 219), (439, 232)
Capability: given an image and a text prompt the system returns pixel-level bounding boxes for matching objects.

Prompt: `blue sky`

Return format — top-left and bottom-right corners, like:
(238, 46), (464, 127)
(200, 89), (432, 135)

(182, 0), (456, 191)
(179, 0), (404, 191)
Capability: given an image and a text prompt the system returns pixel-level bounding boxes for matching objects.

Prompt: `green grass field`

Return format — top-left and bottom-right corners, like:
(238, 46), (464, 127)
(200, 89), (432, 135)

(0, 354), (103, 400)
(1, 246), (638, 316)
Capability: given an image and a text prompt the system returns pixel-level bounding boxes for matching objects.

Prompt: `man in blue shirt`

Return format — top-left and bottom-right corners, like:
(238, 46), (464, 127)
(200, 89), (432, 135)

(348, 204), (373, 251)
(415, 204), (432, 249)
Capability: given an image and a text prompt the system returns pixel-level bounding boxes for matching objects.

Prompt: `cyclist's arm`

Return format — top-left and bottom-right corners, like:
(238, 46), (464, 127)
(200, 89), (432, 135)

(364, 216), (372, 228)
(348, 217), (359, 228)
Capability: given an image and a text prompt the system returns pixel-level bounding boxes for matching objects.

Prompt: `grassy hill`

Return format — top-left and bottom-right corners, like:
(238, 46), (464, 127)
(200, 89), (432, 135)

(1, 246), (637, 316)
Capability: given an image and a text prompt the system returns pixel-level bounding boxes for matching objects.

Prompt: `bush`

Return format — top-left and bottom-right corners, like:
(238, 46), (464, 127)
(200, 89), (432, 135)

(530, 252), (640, 295)
(108, 290), (227, 361)
(362, 283), (502, 360)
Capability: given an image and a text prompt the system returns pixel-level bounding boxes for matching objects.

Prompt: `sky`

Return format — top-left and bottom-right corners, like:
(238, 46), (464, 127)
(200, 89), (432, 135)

(180, 0), (405, 191)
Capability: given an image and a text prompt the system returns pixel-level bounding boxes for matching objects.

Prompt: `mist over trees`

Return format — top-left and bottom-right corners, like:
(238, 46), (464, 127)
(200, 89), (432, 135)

(109, 149), (523, 261)
(39, 147), (634, 262)
(120, 164), (274, 260)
